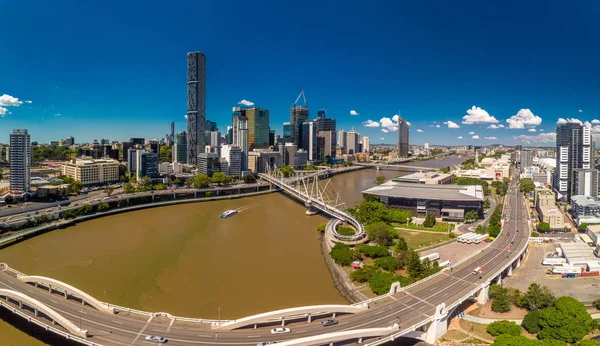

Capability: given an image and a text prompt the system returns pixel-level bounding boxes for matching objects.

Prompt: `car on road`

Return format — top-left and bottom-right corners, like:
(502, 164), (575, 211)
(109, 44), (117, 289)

(45, 208), (52, 212)
(25, 214), (31, 218)
(74, 203), (78, 206)
(144, 335), (167, 343)
(34, 211), (39, 215)
(270, 327), (290, 334)
(320, 319), (338, 326)
(257, 342), (278, 346)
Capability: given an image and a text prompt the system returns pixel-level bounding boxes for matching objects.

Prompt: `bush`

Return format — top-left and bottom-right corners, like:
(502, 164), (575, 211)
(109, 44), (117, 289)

(205, 191), (213, 197)
(531, 231), (539, 237)
(365, 222), (395, 246)
(486, 320), (522, 337)
(355, 244), (389, 258)
(395, 237), (409, 251)
(448, 231), (456, 238)
(337, 226), (355, 236)
(368, 271), (396, 295)
(593, 298), (600, 310)
(350, 266), (376, 283)
(96, 202), (109, 212)
(317, 223), (326, 233)
(522, 310), (542, 334)
(329, 243), (361, 266)
(374, 256), (402, 272)
(423, 214), (436, 228)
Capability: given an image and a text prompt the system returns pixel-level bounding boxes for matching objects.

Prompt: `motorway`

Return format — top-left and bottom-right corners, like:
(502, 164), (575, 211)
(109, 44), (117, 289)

(0, 171), (529, 345)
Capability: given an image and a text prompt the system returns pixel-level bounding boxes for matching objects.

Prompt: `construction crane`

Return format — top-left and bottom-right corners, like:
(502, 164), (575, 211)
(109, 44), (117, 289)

(293, 90), (308, 108)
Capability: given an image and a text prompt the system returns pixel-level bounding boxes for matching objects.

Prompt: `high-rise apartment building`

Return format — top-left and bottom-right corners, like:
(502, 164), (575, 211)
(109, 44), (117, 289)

(398, 117), (410, 158)
(362, 137), (370, 153)
(221, 145), (242, 177)
(172, 131), (187, 163)
(346, 131), (359, 155)
(9, 129), (31, 194)
(520, 149), (533, 172)
(197, 152), (220, 176)
(553, 121), (594, 201)
(186, 52), (206, 165)
(290, 96), (309, 147)
(572, 168), (598, 199)
(168, 121), (175, 145)
(338, 130), (347, 154)
(237, 115), (249, 171)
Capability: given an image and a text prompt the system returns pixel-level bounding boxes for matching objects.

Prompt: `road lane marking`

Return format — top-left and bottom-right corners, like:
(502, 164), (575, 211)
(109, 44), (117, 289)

(129, 315), (153, 346)
(246, 335), (260, 337)
(166, 317), (175, 333)
(112, 320), (124, 324)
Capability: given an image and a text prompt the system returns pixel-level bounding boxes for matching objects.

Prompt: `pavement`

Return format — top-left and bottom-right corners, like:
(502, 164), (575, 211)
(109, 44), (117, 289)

(503, 242), (600, 302)
(420, 240), (487, 265)
(0, 170), (528, 345)
(457, 194), (498, 234)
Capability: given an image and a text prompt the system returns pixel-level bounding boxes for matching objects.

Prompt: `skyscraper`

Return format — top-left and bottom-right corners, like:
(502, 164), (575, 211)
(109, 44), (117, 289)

(338, 130), (347, 153)
(245, 107), (270, 149)
(553, 121), (594, 201)
(283, 122), (292, 143)
(398, 117), (410, 158)
(237, 115), (249, 171)
(186, 52), (206, 165)
(300, 121), (317, 161)
(169, 121), (175, 146)
(290, 91), (309, 146)
(346, 131), (359, 155)
(9, 129), (31, 194)
(315, 110), (336, 159)
(173, 131), (187, 163)
(362, 136), (370, 153)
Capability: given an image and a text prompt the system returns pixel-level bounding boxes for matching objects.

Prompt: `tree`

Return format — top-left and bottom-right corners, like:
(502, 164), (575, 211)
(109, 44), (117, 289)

(537, 222), (550, 233)
(350, 266), (376, 283)
(522, 310), (543, 334)
(69, 180), (83, 195)
(184, 178), (194, 188)
(593, 298), (600, 310)
(368, 271), (396, 295)
(455, 177), (490, 196)
(465, 210), (479, 223)
(159, 145), (172, 162)
(123, 183), (134, 194)
(193, 174), (211, 188)
(492, 334), (565, 346)
(374, 256), (402, 272)
(243, 174), (257, 183)
(173, 178), (182, 186)
(395, 237), (409, 252)
(492, 292), (512, 313)
(104, 186), (114, 197)
(97, 202), (109, 212)
(484, 198), (491, 209)
(329, 243), (361, 266)
(535, 296), (596, 343)
(153, 183), (166, 190)
(205, 191), (213, 197)
(487, 320), (522, 337)
(520, 283), (555, 311)
(374, 176), (386, 185)
(355, 244), (389, 258)
(496, 183), (509, 196)
(138, 176), (153, 192)
(211, 172), (227, 185)
(423, 214), (436, 228)
(365, 222), (395, 246)
(520, 178), (536, 194)
(576, 340), (600, 346)
(406, 250), (424, 278)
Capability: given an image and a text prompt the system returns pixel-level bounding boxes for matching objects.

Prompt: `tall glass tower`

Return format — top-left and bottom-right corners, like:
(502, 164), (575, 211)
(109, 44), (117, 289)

(186, 52), (206, 165)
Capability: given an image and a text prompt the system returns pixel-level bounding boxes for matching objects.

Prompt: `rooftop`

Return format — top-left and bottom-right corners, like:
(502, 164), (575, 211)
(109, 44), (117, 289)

(362, 181), (484, 201)
(391, 171), (452, 184)
(587, 224), (600, 235)
(572, 195), (600, 207)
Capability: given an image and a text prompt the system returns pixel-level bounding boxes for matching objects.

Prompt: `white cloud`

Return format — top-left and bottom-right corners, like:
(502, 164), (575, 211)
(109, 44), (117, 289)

(53, 113), (61, 116)
(540, 129), (545, 132)
(556, 118), (567, 125)
(0, 107), (7, 117)
(579, 109), (583, 113)
(484, 136), (497, 140)
(468, 131), (475, 135)
(462, 106), (498, 124)
(0, 94), (23, 107)
(457, 136), (463, 139)
(516, 133), (556, 143)
(487, 124), (505, 129)
(184, 114), (188, 119)
(444, 121), (460, 129)
(381, 129), (389, 133)
(349, 110), (359, 116)
(592, 119), (600, 124)
(237, 99), (254, 107)
(380, 117), (399, 132)
(472, 135), (480, 139)
(528, 128), (536, 132)
(363, 120), (380, 128)
(24, 100), (32, 104)
(506, 109), (542, 129)
(567, 118), (582, 124)
(380, 137), (385, 141)
(436, 124), (440, 128)
(416, 129), (423, 133)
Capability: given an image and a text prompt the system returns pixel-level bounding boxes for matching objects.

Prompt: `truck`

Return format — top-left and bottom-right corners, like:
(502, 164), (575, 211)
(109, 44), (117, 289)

(438, 260), (451, 268)
(473, 266), (483, 275)
(542, 258), (567, 266)
(419, 253), (440, 262)
(556, 247), (563, 257)
(471, 234), (489, 244)
(551, 266), (581, 275)
(458, 233), (479, 243)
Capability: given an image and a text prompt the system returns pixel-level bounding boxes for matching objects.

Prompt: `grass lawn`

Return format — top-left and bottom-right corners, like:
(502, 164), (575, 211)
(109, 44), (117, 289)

(459, 319), (494, 342)
(395, 229), (450, 249)
(392, 221), (455, 233)
(337, 226), (356, 236)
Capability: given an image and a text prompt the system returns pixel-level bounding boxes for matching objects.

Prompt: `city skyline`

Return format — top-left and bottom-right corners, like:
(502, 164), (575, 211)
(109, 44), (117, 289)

(1, 1), (599, 145)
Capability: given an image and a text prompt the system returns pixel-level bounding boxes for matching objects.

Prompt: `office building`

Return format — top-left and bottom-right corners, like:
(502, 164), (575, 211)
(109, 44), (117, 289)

(296, 149), (308, 168)
(362, 137), (370, 153)
(346, 131), (359, 155)
(520, 149), (533, 172)
(573, 168), (598, 199)
(186, 52), (207, 165)
(227, 126), (233, 145)
(246, 107), (270, 149)
(398, 116), (410, 158)
(290, 95), (309, 146)
(146, 140), (161, 155)
(210, 131), (221, 147)
(338, 130), (347, 153)
(237, 115), (249, 171)
(221, 145), (242, 177)
(9, 129), (31, 194)
(553, 122), (594, 201)
(172, 131), (187, 163)
(197, 152), (221, 176)
(64, 136), (75, 146)
(315, 111), (336, 159)
(571, 195), (600, 218)
(61, 158), (119, 185)
(127, 149), (158, 181)
(269, 130), (275, 146)
(300, 121), (317, 161)
(279, 143), (298, 167)
(248, 150), (283, 173)
(283, 122), (292, 143)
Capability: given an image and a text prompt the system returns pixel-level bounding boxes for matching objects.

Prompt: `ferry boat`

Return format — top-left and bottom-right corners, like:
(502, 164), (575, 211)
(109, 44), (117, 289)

(220, 210), (238, 218)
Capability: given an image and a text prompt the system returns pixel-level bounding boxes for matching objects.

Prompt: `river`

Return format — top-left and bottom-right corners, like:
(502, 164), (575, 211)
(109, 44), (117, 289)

(0, 155), (466, 345)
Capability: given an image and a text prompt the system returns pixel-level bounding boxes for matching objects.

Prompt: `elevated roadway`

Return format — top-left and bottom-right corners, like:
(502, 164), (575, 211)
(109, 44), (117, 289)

(0, 172), (529, 345)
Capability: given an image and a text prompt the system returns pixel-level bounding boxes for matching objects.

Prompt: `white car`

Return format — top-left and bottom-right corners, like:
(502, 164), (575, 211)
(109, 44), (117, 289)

(270, 328), (290, 334)
(145, 335), (167, 343)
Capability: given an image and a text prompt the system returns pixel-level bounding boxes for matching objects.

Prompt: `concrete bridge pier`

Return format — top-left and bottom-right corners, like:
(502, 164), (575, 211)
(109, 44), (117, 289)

(152, 195), (155, 203)
(507, 265), (513, 276)
(496, 275), (502, 285)
(425, 303), (450, 344)
(281, 317), (285, 327)
(477, 283), (490, 304)
(516, 257), (522, 269)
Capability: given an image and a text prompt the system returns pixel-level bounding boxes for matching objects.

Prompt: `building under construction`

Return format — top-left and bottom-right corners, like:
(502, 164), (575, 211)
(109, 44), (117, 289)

(290, 90), (309, 146)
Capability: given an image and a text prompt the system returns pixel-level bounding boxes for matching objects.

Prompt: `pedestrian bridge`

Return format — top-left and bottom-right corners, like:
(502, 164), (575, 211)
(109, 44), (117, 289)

(259, 171), (367, 244)
(0, 288), (89, 338)
(18, 275), (116, 314)
(212, 303), (369, 330)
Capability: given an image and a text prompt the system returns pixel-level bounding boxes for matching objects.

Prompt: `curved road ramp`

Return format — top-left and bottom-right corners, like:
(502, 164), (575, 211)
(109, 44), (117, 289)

(275, 323), (400, 346)
(17, 274), (116, 314)
(212, 303), (369, 330)
(0, 288), (89, 338)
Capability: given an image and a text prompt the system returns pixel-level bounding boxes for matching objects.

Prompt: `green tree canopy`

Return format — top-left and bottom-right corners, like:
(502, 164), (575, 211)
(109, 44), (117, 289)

(374, 176), (386, 185)
(519, 283), (555, 311)
(455, 177), (490, 196)
(211, 172), (227, 185)
(243, 174), (257, 183)
(365, 222), (395, 246)
(533, 296), (596, 343)
(159, 145), (172, 162)
(423, 214), (436, 228)
(537, 222), (550, 233)
(465, 210), (479, 222)
(193, 174), (211, 188)
(492, 334), (567, 346)
(138, 176), (153, 192)
(329, 243), (361, 266)
(355, 244), (389, 258)
(520, 178), (535, 194)
(487, 320), (522, 337)
(368, 271), (395, 295)
(153, 183), (166, 190)
(97, 202), (109, 211)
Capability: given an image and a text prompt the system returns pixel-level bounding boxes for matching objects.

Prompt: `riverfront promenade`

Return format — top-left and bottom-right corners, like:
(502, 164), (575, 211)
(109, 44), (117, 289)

(0, 174), (529, 345)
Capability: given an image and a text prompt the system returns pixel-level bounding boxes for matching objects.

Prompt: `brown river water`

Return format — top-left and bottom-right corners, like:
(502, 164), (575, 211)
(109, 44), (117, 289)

(0, 156), (465, 345)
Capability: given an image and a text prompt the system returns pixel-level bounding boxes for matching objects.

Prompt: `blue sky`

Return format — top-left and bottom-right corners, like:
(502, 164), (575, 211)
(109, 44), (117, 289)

(1, 0), (599, 146)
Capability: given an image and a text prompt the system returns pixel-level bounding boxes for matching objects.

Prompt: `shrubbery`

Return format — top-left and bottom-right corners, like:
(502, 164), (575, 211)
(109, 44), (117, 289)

(368, 271), (396, 295)
(486, 320), (522, 337)
(329, 243), (361, 266)
(374, 256), (402, 272)
(355, 244), (389, 258)
(350, 266), (376, 283)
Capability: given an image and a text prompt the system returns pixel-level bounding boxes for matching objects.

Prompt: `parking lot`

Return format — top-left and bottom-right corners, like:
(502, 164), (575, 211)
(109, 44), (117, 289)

(503, 242), (600, 302)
